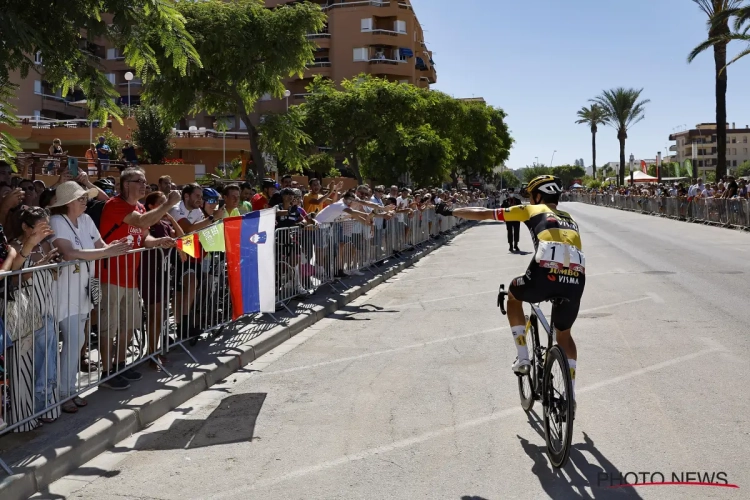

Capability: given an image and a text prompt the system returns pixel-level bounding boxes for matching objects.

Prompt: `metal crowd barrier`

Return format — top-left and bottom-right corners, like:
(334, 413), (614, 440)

(567, 193), (750, 229)
(0, 203), (480, 469)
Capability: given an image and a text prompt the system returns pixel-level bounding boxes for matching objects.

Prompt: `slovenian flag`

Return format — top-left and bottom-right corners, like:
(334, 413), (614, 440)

(224, 209), (276, 319)
(176, 233), (201, 258)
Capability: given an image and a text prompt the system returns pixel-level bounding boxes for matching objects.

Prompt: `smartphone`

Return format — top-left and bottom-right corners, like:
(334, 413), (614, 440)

(68, 157), (79, 177)
(218, 199), (226, 209)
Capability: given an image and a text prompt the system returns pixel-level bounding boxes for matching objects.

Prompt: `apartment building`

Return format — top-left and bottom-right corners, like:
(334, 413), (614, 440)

(669, 123), (750, 173)
(258, 0), (437, 114)
(5, 0), (436, 167)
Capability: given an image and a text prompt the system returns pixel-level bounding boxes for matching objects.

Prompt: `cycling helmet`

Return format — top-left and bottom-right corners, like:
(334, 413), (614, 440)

(526, 175), (563, 196)
(261, 178), (276, 189)
(94, 178), (115, 190)
(202, 187), (220, 202)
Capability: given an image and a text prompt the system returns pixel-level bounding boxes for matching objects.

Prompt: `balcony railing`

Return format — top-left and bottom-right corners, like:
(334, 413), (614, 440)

(294, 93), (311, 99)
(306, 32), (331, 39)
(16, 117), (108, 129)
(322, 0), (391, 10)
(307, 61), (332, 68)
(367, 29), (404, 36)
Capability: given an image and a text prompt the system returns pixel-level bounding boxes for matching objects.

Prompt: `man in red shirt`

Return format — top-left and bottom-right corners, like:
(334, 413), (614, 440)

(97, 167), (180, 390)
(251, 178), (277, 211)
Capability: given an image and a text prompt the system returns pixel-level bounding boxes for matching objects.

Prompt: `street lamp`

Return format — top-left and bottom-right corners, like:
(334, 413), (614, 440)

(550, 150), (557, 167)
(124, 71), (134, 117)
(284, 89), (291, 111)
(535, 156), (539, 166)
(629, 153), (634, 185)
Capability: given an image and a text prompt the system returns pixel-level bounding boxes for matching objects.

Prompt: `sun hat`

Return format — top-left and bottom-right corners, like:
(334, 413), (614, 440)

(48, 181), (98, 208)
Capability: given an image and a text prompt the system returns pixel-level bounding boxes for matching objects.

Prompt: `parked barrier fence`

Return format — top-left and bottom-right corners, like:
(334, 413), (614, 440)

(0, 205), (474, 473)
(566, 193), (750, 230)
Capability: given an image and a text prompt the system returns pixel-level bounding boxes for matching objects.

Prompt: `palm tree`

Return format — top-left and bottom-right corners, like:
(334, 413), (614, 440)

(590, 88), (650, 186)
(575, 104), (606, 179)
(688, 0), (742, 181)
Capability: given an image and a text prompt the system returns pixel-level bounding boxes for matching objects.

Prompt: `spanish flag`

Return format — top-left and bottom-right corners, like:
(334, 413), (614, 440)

(176, 234), (202, 258)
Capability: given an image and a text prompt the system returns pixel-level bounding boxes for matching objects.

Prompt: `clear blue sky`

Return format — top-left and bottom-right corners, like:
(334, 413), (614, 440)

(411, 0), (750, 169)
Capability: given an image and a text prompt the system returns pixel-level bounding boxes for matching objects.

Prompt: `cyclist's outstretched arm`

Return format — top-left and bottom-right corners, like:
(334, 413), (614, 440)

(452, 207), (497, 220)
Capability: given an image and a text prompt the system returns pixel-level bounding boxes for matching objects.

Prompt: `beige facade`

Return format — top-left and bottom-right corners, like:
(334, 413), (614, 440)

(669, 123), (750, 173)
(258, 0), (437, 114)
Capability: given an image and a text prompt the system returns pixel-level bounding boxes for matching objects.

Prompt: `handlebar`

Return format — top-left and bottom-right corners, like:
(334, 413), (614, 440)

(497, 284), (507, 315)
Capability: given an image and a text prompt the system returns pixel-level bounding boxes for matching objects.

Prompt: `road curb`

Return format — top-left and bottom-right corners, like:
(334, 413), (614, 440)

(0, 223), (473, 500)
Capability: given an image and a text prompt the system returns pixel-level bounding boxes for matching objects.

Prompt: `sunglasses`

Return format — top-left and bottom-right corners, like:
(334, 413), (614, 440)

(206, 199), (218, 204)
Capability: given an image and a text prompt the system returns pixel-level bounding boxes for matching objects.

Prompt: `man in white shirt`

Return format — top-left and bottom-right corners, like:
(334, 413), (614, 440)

(315, 192), (372, 277)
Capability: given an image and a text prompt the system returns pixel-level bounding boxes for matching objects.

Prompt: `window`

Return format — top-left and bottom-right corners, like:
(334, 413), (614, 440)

(188, 119), (197, 128)
(733, 148), (737, 155)
(399, 79), (409, 84)
(260, 93), (271, 101)
(353, 48), (368, 62)
(744, 136), (748, 143)
(107, 48), (116, 60)
(361, 18), (372, 31)
(745, 148), (748, 154)
(34, 52), (43, 65)
(239, 119), (247, 130)
(732, 137), (737, 143)
(105, 73), (116, 85)
(698, 160), (704, 167)
(33, 80), (42, 94)
(394, 20), (406, 33)
(733, 160), (738, 167)
(33, 110), (41, 120)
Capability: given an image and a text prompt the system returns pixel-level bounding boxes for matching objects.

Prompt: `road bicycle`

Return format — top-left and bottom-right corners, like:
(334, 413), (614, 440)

(497, 284), (574, 468)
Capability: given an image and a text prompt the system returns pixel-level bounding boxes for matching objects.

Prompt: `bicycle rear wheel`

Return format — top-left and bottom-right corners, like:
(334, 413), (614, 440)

(517, 316), (539, 411)
(543, 345), (574, 468)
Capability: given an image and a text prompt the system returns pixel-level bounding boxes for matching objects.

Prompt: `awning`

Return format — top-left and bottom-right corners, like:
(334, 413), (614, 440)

(415, 57), (427, 69)
(399, 48), (414, 58)
(430, 58), (435, 66)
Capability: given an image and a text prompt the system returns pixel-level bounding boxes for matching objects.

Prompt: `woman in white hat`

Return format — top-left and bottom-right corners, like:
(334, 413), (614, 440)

(48, 181), (131, 413)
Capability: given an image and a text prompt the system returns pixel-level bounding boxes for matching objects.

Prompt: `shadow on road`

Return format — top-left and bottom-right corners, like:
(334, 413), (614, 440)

(329, 303), (399, 321)
(517, 410), (643, 499)
(112, 392), (267, 454)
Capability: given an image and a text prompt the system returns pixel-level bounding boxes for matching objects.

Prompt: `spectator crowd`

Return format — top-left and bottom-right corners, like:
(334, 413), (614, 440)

(0, 160), (487, 435)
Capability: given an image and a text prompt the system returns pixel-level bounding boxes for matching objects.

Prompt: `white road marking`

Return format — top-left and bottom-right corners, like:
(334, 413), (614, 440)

(393, 266), (523, 283)
(259, 295), (658, 377)
(215, 345), (722, 495)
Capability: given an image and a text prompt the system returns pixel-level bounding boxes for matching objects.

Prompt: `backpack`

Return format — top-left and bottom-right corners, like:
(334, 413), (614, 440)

(85, 199), (106, 230)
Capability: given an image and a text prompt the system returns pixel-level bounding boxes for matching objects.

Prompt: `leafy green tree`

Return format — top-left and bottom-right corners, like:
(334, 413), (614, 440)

(520, 165), (553, 182)
(132, 104), (174, 164)
(451, 103), (512, 187)
(257, 106), (312, 173)
(552, 164), (586, 187)
(306, 153), (336, 178)
(0, 0), (201, 165)
(304, 75), (425, 182)
(497, 170), (521, 189)
(143, 0), (325, 181)
(575, 104), (606, 179)
(688, 0), (742, 182)
(591, 88), (650, 185)
(737, 160), (750, 176)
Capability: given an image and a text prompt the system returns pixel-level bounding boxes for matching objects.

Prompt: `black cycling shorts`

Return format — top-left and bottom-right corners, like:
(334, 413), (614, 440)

(509, 263), (585, 331)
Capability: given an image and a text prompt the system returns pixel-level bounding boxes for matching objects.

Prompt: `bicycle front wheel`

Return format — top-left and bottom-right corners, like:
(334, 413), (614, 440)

(543, 345), (574, 468)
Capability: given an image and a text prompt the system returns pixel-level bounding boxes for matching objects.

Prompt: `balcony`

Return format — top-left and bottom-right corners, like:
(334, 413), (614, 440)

(304, 60), (332, 78)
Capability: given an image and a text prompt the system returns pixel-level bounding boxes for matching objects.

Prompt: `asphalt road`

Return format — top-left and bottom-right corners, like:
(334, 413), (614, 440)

(38, 202), (750, 500)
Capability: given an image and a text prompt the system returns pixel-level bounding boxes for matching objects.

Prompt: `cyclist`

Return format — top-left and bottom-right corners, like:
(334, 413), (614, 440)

(441, 175), (584, 402)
